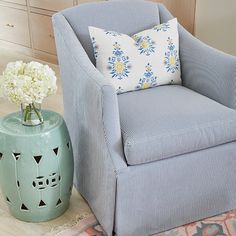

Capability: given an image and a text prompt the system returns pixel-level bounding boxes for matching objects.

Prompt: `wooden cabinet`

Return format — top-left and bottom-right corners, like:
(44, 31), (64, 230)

(78, 0), (99, 3)
(29, 0), (74, 12)
(3, 0), (26, 5)
(0, 0), (196, 64)
(0, 5), (30, 47)
(152, 0), (196, 34)
(0, 0), (76, 63)
(30, 13), (56, 55)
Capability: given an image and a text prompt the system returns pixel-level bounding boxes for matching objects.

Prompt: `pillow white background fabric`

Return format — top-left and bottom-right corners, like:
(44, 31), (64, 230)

(89, 18), (181, 94)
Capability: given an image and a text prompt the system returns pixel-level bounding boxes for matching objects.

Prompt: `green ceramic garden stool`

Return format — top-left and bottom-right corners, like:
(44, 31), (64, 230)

(0, 110), (74, 222)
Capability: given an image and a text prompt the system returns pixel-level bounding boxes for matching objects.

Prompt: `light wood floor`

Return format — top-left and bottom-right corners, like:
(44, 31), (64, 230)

(0, 48), (92, 236)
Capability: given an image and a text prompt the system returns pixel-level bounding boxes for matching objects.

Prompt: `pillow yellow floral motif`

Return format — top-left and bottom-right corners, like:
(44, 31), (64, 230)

(89, 18), (181, 94)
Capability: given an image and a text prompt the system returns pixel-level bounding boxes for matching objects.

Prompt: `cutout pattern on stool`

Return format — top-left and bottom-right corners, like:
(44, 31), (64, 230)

(53, 147), (59, 155)
(56, 198), (62, 206)
(0, 152), (3, 160)
(39, 200), (46, 207)
(21, 203), (29, 211)
(33, 155), (42, 164)
(32, 176), (47, 190)
(49, 173), (61, 188)
(13, 153), (21, 160)
(32, 172), (61, 190)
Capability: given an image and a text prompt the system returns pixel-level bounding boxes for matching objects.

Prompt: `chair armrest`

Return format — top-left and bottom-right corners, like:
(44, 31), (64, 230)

(159, 4), (236, 109)
(52, 13), (126, 172)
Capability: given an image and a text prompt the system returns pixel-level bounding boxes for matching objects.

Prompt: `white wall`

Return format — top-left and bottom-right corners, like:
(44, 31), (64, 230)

(195, 0), (236, 56)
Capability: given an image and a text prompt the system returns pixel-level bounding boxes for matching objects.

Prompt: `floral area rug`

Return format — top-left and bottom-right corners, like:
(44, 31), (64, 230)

(50, 210), (236, 236)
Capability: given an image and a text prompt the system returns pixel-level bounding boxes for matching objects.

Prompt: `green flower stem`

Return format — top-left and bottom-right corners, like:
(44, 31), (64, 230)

(32, 103), (43, 122)
(28, 104), (32, 121)
(23, 105), (30, 122)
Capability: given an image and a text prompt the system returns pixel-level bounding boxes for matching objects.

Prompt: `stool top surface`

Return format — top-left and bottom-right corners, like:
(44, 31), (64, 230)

(0, 110), (63, 136)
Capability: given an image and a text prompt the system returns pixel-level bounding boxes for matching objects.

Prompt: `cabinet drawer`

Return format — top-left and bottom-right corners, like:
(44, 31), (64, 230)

(30, 13), (56, 55)
(0, 6), (30, 47)
(29, 0), (74, 11)
(3, 0), (26, 5)
(78, 0), (101, 3)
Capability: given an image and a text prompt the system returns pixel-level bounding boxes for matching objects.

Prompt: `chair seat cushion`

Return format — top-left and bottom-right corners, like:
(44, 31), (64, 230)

(118, 85), (236, 165)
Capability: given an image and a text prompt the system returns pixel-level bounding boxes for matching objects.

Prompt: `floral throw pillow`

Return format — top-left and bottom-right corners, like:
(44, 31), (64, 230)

(89, 18), (181, 94)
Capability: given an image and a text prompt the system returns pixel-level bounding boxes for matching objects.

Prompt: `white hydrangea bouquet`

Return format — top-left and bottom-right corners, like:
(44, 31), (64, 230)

(0, 61), (57, 126)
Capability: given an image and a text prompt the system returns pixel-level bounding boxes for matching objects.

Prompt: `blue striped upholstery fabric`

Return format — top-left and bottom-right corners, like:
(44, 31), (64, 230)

(62, 1), (160, 65)
(118, 85), (236, 165)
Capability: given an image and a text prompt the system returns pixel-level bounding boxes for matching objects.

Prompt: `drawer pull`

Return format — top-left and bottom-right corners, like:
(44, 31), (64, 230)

(49, 34), (54, 39)
(6, 23), (14, 28)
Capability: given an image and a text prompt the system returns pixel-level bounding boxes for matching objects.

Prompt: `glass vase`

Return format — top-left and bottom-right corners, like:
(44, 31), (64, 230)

(21, 103), (43, 126)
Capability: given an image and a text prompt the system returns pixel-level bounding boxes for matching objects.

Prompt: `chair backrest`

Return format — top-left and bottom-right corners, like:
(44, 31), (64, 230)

(61, 0), (160, 64)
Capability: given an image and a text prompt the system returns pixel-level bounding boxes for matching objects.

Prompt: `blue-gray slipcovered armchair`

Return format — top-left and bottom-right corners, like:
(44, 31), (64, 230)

(52, 1), (236, 235)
